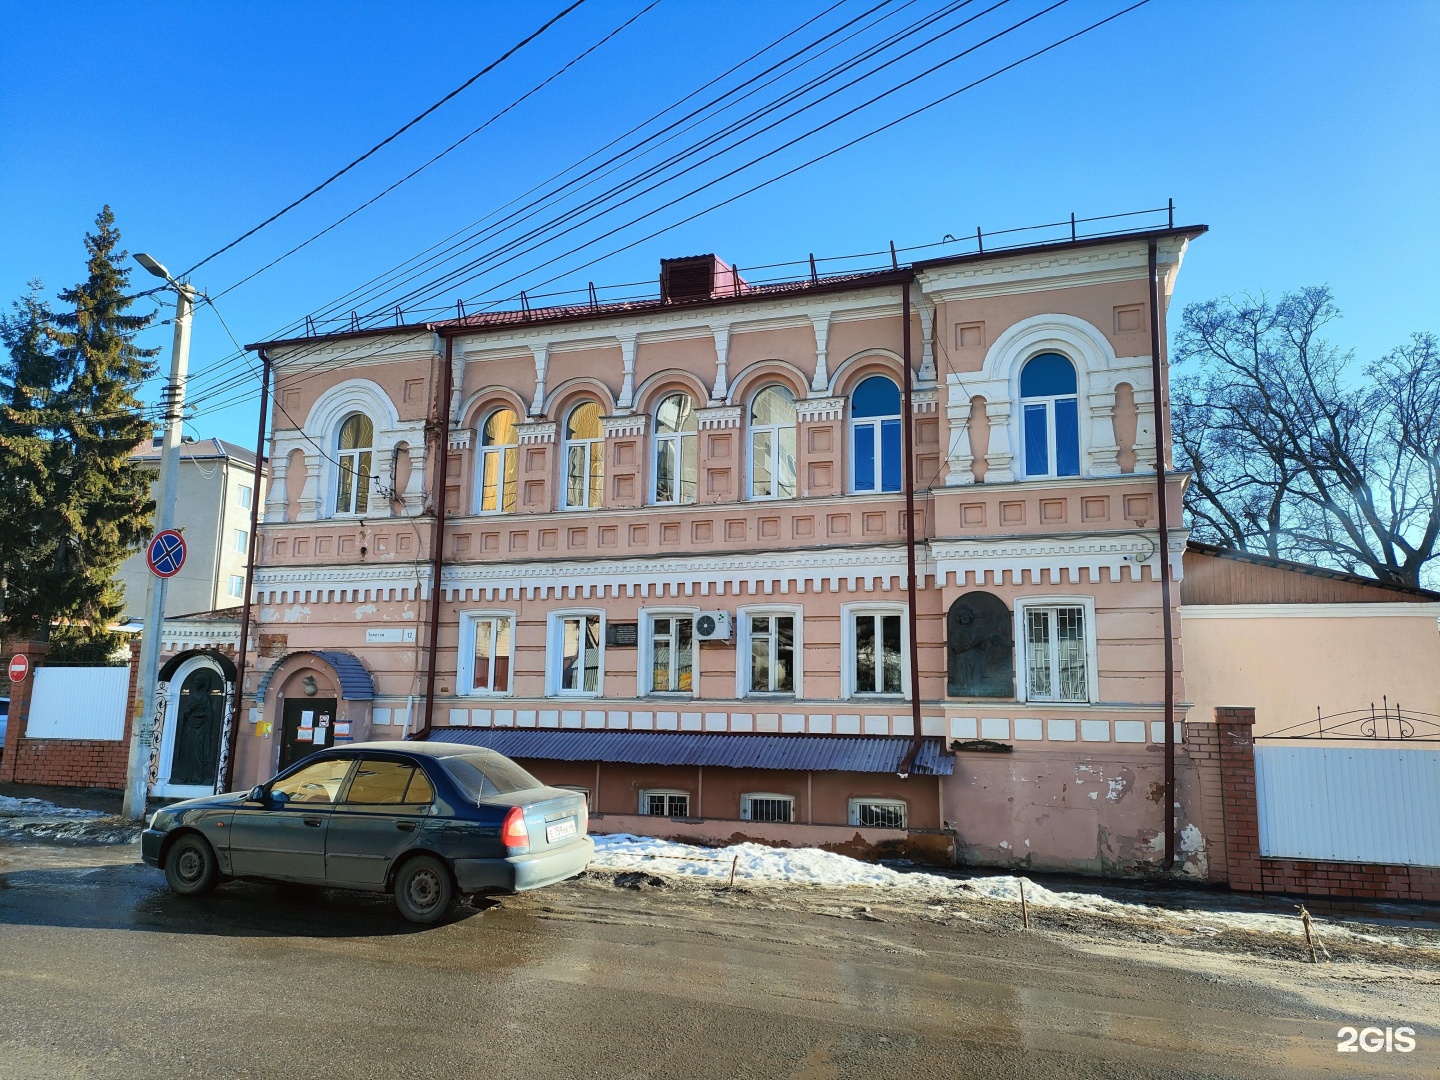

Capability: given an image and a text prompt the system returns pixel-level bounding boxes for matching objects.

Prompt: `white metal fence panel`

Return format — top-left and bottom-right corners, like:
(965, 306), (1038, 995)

(1256, 745), (1440, 866)
(25, 667), (129, 741)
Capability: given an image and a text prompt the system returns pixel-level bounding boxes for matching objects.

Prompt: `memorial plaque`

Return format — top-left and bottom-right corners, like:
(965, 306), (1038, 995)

(946, 592), (1014, 697)
(606, 621), (639, 647)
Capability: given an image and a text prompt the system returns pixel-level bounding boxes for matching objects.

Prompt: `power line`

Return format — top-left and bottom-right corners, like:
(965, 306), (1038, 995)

(185, 0), (973, 398)
(210, 0), (664, 302)
(188, 3), (1157, 420)
(178, 0), (897, 400)
(178, 0), (589, 279)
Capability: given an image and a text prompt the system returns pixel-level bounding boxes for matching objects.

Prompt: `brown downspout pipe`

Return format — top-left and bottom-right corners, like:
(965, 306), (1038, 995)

(224, 350), (271, 792)
(418, 332), (455, 739)
(898, 279), (925, 778)
(1147, 239), (1177, 869)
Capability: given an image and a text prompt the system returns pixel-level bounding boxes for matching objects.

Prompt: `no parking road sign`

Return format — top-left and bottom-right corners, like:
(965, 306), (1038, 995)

(146, 529), (187, 578)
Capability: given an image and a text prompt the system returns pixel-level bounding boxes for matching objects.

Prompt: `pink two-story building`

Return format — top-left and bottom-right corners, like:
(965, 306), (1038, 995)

(223, 224), (1208, 874)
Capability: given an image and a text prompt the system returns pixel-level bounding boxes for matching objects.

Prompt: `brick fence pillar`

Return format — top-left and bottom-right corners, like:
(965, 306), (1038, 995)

(1214, 706), (1262, 892)
(1, 640), (50, 782)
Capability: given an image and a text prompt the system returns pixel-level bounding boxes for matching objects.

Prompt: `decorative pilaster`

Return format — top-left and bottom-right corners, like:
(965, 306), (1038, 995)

(983, 401), (1015, 483)
(529, 343), (549, 417)
(810, 312), (831, 393)
(917, 298), (937, 384)
(264, 455), (289, 523)
(1131, 386), (1157, 474)
(944, 400), (975, 485)
(616, 334), (637, 412)
(710, 323), (731, 403)
(297, 452), (321, 519)
(1088, 386), (1121, 476)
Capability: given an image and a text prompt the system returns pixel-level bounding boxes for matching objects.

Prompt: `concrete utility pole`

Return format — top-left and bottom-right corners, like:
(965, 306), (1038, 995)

(122, 255), (195, 820)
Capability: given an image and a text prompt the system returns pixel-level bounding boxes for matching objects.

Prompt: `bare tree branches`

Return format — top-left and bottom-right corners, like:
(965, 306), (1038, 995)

(1173, 288), (1438, 588)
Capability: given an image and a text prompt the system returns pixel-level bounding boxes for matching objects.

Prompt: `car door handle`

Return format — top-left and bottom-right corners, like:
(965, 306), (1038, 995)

(303, 817), (323, 828)
(394, 821), (416, 832)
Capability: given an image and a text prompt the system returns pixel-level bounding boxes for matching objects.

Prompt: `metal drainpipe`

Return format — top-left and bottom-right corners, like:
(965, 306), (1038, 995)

(418, 332), (455, 739)
(224, 350), (271, 792)
(898, 278), (925, 778)
(1147, 239), (1177, 869)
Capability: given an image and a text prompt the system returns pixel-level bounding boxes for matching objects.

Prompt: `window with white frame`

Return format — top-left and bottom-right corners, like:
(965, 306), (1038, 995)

(647, 614), (694, 694)
(476, 409), (519, 513)
(640, 789), (691, 817)
(335, 412), (374, 515)
(849, 798), (907, 829)
(1020, 352), (1080, 478)
(563, 402), (604, 509)
(238, 484), (253, 510)
(850, 375), (902, 493)
(847, 608), (905, 696)
(1020, 602), (1090, 702)
(227, 574), (245, 599)
(461, 613), (514, 695)
(744, 611), (796, 695)
(553, 613), (602, 695)
(232, 528), (248, 554)
(741, 793), (794, 823)
(748, 385), (796, 499)
(652, 393), (698, 505)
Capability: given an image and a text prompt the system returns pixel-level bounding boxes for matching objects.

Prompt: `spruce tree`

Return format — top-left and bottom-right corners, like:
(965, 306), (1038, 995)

(0, 207), (157, 658)
(0, 285), (64, 638)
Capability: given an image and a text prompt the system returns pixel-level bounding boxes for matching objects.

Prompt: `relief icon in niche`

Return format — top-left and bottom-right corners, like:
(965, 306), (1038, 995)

(946, 592), (1014, 698)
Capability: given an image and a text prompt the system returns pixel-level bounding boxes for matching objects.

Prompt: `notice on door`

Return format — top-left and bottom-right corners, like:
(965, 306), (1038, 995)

(295, 728), (313, 742)
(300, 710), (314, 729)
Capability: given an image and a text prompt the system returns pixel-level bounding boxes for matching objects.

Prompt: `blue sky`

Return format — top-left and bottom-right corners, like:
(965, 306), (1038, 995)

(2, 0), (1436, 447)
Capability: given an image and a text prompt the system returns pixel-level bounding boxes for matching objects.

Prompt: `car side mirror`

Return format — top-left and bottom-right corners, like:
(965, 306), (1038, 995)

(248, 785), (266, 803)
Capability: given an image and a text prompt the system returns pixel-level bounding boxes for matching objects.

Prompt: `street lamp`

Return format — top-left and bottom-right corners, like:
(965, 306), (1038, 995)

(121, 254), (198, 820)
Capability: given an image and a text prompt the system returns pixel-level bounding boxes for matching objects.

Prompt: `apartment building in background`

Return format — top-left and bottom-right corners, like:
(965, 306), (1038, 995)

(219, 220), (1214, 875)
(117, 438), (265, 621)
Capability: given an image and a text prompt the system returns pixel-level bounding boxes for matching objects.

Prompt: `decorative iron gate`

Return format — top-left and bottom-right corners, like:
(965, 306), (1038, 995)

(1254, 701), (1440, 866)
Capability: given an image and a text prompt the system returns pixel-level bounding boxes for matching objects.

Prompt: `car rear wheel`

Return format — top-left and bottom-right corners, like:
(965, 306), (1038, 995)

(164, 833), (220, 897)
(394, 855), (453, 924)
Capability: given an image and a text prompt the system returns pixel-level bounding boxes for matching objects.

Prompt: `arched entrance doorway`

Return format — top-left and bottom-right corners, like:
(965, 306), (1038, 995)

(153, 651), (235, 799)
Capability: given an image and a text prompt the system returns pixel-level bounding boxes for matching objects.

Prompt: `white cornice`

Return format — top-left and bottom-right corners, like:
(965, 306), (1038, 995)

(1182, 603), (1440, 620)
(917, 237), (1190, 304)
(930, 532), (1185, 585)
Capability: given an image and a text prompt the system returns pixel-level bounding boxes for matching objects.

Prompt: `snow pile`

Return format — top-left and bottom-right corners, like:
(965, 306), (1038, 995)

(589, 833), (1436, 947)
(0, 795), (107, 820)
(0, 794), (137, 845)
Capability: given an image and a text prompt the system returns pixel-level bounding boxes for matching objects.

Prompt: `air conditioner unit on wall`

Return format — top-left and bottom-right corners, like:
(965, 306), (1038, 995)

(694, 611), (732, 642)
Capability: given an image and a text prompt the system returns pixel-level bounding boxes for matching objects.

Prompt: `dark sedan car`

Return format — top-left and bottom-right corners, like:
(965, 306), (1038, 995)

(141, 741), (593, 923)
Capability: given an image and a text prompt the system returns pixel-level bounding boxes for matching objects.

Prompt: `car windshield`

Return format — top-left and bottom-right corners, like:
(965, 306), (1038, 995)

(438, 752), (543, 800)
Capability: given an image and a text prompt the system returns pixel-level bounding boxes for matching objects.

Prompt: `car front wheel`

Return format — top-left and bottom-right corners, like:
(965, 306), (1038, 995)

(394, 855), (453, 924)
(164, 833), (220, 897)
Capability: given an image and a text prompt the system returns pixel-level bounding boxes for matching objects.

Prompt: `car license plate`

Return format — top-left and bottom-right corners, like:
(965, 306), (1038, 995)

(546, 818), (577, 844)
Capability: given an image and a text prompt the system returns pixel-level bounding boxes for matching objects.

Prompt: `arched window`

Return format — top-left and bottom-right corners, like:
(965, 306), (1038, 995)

(1020, 352), (1080, 478)
(563, 401), (604, 509)
(476, 409), (518, 513)
(850, 375), (901, 493)
(748, 385), (796, 500)
(335, 413), (373, 515)
(652, 393), (697, 505)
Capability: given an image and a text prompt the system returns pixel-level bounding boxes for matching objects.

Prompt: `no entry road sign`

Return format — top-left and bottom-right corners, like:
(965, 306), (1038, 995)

(147, 529), (187, 578)
(8, 654), (28, 682)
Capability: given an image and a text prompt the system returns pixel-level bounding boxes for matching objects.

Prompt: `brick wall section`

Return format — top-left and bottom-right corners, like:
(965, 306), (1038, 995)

(1182, 721), (1229, 882)
(0, 639), (139, 791)
(1216, 706), (1440, 903)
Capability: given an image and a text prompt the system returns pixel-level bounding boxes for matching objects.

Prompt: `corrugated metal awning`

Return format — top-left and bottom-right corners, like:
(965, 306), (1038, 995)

(254, 650), (375, 701)
(422, 729), (952, 775)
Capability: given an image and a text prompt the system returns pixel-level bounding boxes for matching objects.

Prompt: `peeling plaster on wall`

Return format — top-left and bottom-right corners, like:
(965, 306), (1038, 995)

(259, 607), (279, 623)
(1106, 775), (1129, 802)
(353, 603), (378, 619)
(402, 610), (417, 620)
(1178, 823), (1208, 878)
(1088, 791), (1099, 800)
(283, 605), (312, 624)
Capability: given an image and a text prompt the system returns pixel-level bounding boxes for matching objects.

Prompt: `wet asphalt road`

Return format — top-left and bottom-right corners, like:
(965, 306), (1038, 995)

(0, 844), (1433, 1080)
